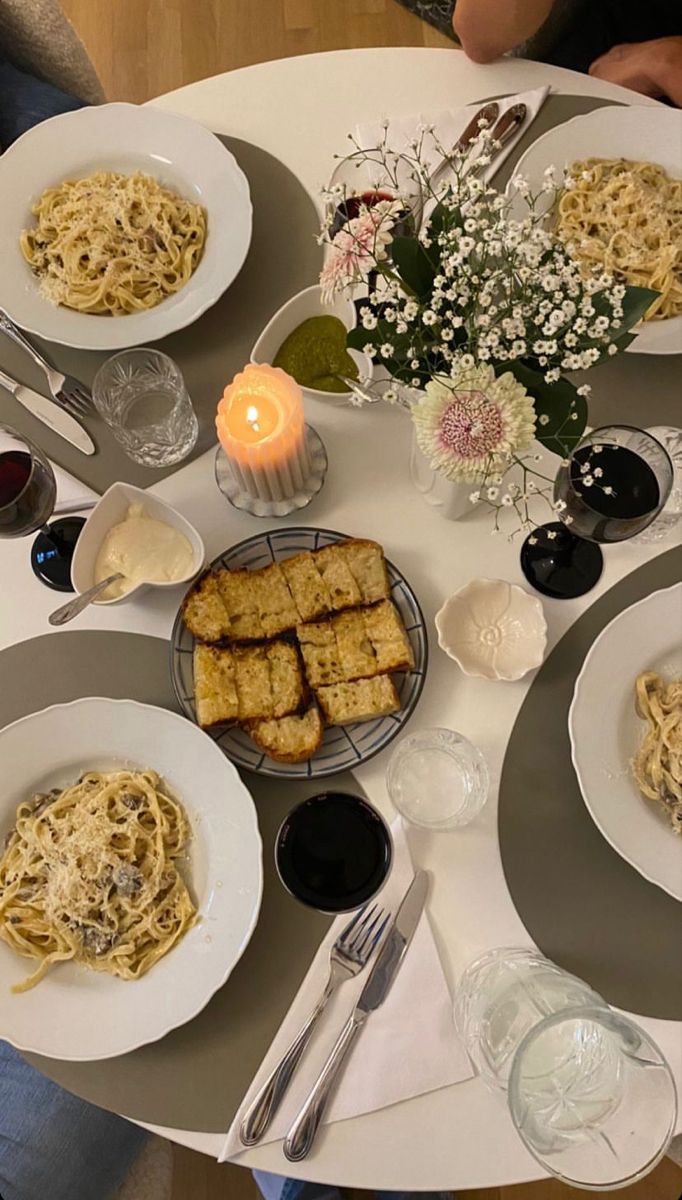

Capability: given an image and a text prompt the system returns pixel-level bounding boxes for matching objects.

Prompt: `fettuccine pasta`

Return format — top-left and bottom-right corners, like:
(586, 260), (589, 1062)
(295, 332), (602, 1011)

(631, 671), (682, 834)
(20, 171), (206, 316)
(0, 769), (196, 993)
(557, 158), (682, 321)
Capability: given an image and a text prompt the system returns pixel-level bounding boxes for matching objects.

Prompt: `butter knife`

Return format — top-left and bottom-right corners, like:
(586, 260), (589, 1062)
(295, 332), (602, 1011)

(0, 368), (95, 455)
(283, 870), (429, 1162)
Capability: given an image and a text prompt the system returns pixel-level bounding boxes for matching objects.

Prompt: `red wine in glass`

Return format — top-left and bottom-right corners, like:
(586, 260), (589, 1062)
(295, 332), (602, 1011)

(520, 426), (673, 600)
(276, 792), (393, 913)
(0, 425), (84, 591)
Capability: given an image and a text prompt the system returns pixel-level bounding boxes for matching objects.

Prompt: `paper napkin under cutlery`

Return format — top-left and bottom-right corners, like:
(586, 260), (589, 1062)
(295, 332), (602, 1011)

(52, 461), (98, 512)
(219, 819), (472, 1162)
(355, 85), (550, 191)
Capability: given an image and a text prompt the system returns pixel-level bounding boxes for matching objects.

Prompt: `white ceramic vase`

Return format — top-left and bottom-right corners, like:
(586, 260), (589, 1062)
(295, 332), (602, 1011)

(409, 429), (474, 521)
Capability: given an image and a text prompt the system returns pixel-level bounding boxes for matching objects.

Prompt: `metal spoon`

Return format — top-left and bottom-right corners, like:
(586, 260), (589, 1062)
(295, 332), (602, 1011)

(48, 573), (125, 626)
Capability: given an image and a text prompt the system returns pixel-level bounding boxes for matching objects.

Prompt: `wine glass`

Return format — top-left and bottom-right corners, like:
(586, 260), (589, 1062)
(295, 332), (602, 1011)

(0, 423), (84, 591)
(520, 425), (674, 599)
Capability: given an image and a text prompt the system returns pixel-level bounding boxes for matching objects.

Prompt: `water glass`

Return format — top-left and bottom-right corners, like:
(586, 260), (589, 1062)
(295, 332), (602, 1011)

(631, 425), (682, 544)
(386, 728), (489, 830)
(454, 947), (605, 1090)
(509, 1005), (677, 1190)
(455, 947), (677, 1190)
(93, 349), (199, 468)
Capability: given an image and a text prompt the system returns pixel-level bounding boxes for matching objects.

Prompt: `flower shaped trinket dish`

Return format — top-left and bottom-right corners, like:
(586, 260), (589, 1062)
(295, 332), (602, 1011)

(435, 578), (547, 681)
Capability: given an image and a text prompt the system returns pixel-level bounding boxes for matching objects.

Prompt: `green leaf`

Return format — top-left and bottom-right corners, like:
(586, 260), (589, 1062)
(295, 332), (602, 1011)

(617, 286), (659, 332)
(389, 235), (436, 300)
(505, 361), (587, 457)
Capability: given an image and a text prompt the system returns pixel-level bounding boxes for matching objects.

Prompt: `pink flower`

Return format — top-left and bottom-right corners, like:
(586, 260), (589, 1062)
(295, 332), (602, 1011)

(319, 201), (401, 302)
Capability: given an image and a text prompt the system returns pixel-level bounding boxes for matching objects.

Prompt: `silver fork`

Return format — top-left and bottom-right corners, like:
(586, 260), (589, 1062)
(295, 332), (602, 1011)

(0, 308), (92, 417)
(239, 902), (390, 1146)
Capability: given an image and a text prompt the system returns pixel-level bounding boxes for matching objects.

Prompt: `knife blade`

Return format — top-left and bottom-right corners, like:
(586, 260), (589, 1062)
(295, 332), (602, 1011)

(0, 368), (95, 456)
(284, 871), (429, 1161)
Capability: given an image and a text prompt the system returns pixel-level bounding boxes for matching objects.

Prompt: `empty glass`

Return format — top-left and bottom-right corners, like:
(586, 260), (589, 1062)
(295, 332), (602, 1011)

(93, 348), (198, 467)
(386, 728), (489, 830)
(455, 948), (677, 1191)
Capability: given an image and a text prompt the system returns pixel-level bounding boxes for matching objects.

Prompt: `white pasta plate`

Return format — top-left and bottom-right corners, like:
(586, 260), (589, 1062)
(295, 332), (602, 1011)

(508, 106), (682, 355)
(0, 103), (252, 351)
(0, 698), (263, 1060)
(569, 583), (682, 901)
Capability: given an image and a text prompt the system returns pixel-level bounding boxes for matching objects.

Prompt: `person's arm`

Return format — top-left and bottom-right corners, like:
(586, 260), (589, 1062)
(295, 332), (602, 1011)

(589, 37), (682, 107)
(453, 0), (555, 63)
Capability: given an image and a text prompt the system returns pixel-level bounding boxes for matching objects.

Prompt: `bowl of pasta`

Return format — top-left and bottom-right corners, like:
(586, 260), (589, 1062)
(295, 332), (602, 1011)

(508, 106), (682, 355)
(0, 697), (263, 1059)
(569, 583), (682, 901)
(0, 103), (253, 351)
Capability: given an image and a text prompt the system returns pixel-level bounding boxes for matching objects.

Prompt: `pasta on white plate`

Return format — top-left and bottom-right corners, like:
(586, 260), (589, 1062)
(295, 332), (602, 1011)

(0, 769), (196, 993)
(20, 171), (207, 316)
(557, 158), (682, 321)
(631, 671), (682, 834)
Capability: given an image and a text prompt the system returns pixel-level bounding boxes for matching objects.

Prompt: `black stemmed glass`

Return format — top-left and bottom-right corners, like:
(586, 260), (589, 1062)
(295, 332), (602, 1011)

(0, 423), (84, 591)
(520, 425), (674, 600)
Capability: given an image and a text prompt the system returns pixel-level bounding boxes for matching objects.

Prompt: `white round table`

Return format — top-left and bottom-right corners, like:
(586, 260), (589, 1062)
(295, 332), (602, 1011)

(1, 47), (678, 1193)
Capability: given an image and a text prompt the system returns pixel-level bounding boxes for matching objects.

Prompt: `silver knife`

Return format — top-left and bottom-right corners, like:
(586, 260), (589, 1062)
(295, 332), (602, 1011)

(283, 870), (429, 1162)
(0, 367), (95, 455)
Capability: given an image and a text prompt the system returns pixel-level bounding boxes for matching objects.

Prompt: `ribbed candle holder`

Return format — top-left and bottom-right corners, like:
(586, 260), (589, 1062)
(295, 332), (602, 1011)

(214, 424), (328, 517)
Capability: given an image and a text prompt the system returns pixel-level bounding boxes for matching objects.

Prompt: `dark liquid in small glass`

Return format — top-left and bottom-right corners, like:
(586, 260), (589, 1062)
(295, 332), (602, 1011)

(562, 444), (661, 542)
(276, 792), (392, 912)
(0, 449), (55, 537)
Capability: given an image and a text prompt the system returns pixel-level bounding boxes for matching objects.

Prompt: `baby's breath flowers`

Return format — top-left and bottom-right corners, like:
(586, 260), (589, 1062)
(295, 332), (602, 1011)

(318, 123), (659, 531)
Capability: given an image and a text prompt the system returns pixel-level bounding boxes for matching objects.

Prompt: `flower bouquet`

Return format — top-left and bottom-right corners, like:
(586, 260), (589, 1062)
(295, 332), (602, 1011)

(318, 124), (658, 531)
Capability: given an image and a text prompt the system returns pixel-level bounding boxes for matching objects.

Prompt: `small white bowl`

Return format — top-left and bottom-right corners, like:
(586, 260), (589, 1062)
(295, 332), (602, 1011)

(71, 482), (205, 605)
(435, 578), (547, 682)
(250, 283), (372, 405)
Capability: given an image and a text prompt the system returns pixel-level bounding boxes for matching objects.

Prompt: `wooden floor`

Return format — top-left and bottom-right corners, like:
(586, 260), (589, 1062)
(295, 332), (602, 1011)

(60, 2), (682, 1197)
(60, 0), (452, 105)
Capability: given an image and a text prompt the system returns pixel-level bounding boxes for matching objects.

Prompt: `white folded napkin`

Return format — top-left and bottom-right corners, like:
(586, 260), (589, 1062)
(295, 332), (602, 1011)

(219, 820), (472, 1163)
(356, 85), (550, 191)
(51, 461), (98, 512)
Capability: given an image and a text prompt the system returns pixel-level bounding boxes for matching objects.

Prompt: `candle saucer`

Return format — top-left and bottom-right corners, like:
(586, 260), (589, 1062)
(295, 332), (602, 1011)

(214, 424), (328, 517)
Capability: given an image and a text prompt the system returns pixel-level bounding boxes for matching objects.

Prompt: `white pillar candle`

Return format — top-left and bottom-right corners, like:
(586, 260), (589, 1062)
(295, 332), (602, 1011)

(215, 364), (312, 504)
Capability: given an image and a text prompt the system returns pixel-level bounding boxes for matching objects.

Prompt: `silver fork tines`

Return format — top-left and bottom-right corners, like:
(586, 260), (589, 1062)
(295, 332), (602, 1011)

(239, 901), (391, 1146)
(0, 308), (92, 416)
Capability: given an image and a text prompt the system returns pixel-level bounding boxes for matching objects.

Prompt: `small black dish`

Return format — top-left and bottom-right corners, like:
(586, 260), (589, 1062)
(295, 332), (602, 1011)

(275, 791), (393, 914)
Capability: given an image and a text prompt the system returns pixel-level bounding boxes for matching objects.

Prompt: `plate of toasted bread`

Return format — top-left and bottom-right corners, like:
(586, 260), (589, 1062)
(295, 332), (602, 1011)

(170, 527), (428, 778)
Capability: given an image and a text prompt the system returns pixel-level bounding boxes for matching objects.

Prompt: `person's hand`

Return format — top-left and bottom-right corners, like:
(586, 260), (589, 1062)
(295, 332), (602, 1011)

(589, 37), (682, 106)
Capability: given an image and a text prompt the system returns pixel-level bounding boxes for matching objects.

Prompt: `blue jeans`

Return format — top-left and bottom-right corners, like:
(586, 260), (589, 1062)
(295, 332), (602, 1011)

(0, 1041), (148, 1200)
(0, 58), (86, 149)
(253, 1170), (453, 1200)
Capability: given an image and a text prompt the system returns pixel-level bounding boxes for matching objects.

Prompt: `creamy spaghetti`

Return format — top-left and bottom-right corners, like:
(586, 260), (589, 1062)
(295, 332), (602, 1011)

(0, 769), (196, 992)
(20, 171), (207, 316)
(557, 158), (682, 321)
(631, 671), (682, 834)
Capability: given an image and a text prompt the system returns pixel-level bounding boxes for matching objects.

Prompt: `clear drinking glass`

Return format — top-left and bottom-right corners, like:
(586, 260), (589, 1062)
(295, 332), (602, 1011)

(509, 1006), (677, 1190)
(386, 728), (489, 830)
(455, 947), (677, 1191)
(93, 349), (199, 467)
(454, 947), (605, 1090)
(631, 426), (682, 544)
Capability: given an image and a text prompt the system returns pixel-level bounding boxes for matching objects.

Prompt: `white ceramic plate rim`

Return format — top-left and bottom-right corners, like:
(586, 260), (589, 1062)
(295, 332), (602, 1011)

(0, 697), (263, 1059)
(508, 106), (682, 356)
(569, 583), (682, 900)
(0, 103), (253, 350)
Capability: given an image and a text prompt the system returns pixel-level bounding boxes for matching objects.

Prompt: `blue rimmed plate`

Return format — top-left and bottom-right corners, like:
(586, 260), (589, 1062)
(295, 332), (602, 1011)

(170, 527), (428, 779)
